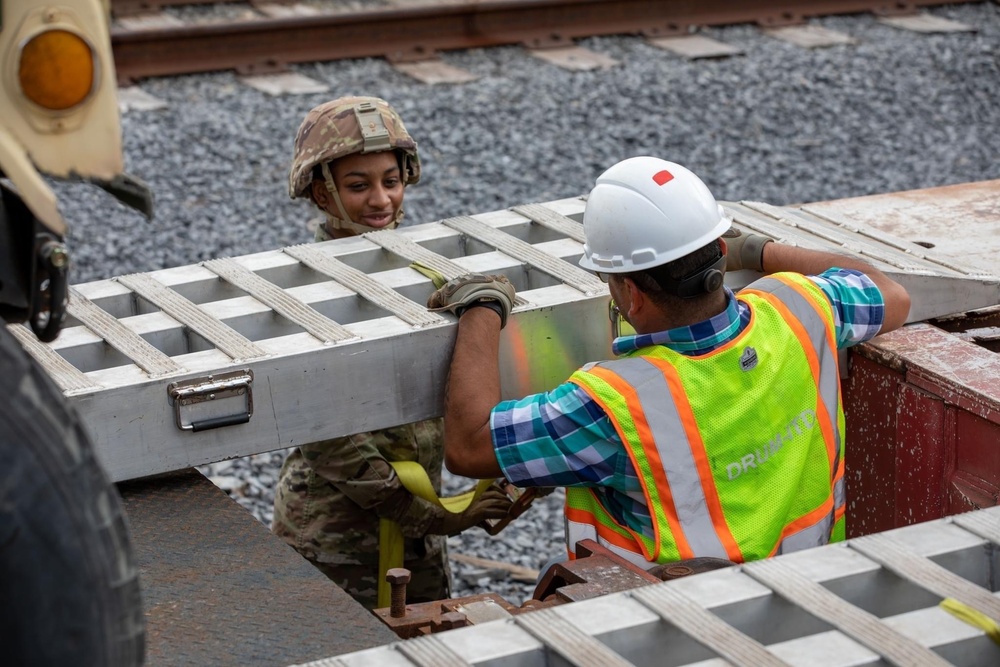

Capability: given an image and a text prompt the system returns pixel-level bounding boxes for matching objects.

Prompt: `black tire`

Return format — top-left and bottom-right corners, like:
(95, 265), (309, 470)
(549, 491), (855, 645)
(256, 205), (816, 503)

(0, 325), (145, 666)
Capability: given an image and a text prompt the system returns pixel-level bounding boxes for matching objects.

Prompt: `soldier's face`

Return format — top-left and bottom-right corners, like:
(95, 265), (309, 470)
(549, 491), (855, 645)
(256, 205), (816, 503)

(331, 151), (404, 228)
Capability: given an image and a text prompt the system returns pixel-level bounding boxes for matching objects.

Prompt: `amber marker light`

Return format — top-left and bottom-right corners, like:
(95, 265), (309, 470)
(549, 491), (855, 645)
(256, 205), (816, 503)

(18, 29), (95, 111)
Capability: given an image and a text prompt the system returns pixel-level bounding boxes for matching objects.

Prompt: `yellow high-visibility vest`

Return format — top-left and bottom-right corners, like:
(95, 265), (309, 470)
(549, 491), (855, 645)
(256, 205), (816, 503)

(566, 273), (846, 568)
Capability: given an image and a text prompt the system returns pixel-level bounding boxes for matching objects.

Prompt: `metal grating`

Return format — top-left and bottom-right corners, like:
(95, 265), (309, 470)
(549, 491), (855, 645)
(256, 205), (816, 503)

(321, 507), (1000, 666)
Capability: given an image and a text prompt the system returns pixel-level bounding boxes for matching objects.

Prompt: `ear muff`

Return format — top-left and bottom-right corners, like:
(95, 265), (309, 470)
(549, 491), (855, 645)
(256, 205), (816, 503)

(657, 250), (727, 299)
(702, 267), (724, 293)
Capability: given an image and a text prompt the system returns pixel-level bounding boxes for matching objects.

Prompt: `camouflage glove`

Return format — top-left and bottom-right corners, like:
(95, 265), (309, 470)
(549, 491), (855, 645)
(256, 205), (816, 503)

(722, 228), (772, 272)
(426, 487), (514, 537)
(426, 273), (516, 328)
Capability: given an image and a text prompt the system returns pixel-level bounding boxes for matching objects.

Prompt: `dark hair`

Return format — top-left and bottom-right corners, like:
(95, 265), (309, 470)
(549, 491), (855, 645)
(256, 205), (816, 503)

(621, 240), (724, 307)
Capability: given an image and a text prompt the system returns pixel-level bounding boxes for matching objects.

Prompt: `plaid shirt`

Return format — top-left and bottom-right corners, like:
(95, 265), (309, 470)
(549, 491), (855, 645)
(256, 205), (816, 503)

(491, 269), (885, 537)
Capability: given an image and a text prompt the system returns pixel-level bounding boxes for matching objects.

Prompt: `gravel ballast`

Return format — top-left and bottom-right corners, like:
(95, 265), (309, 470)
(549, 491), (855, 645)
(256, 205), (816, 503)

(52, 3), (1000, 606)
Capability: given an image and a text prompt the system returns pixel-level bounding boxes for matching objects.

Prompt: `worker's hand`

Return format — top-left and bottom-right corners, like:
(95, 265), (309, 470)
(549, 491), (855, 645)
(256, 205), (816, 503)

(722, 228), (772, 272)
(427, 487), (514, 536)
(426, 273), (516, 328)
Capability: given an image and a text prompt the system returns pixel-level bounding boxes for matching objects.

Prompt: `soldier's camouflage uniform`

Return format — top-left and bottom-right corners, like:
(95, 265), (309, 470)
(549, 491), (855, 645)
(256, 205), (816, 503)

(272, 418), (450, 610)
(274, 96), (448, 610)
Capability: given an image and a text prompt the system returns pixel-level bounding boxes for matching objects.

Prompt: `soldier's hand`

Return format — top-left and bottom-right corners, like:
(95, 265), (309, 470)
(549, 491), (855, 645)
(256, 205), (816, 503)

(426, 273), (515, 328)
(722, 228), (772, 272)
(427, 487), (514, 536)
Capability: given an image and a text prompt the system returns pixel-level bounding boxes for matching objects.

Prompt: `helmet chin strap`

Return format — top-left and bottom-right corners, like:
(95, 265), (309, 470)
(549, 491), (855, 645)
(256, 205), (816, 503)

(319, 162), (404, 237)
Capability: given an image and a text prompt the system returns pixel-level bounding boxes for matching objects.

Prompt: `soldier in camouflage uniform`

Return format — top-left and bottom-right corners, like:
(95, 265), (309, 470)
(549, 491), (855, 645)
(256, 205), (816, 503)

(272, 96), (512, 610)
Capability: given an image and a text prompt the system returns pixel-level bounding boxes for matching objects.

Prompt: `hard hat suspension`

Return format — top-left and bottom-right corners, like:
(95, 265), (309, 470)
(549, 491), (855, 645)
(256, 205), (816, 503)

(641, 242), (726, 299)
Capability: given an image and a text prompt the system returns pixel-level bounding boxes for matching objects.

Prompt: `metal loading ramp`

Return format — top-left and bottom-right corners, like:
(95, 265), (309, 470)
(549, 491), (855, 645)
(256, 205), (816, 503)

(316, 506), (1000, 667)
(7, 188), (1000, 483)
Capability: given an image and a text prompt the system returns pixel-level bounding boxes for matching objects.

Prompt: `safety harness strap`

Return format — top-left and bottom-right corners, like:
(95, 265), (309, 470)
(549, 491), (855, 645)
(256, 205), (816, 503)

(377, 461), (495, 608)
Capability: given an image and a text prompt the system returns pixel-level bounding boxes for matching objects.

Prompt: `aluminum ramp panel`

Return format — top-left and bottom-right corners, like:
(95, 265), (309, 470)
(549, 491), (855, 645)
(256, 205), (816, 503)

(15, 197), (606, 482)
(8, 190), (999, 482)
(724, 196), (1000, 323)
(309, 506), (1000, 667)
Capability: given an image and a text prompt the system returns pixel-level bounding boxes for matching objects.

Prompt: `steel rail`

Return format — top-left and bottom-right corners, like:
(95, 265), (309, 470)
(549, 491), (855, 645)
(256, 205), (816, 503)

(111, 0), (981, 83)
(112, 0), (244, 18)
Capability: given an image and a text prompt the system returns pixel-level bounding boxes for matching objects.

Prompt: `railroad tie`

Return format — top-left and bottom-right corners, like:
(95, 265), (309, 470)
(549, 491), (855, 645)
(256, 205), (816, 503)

(742, 558), (952, 667)
(630, 583), (792, 667)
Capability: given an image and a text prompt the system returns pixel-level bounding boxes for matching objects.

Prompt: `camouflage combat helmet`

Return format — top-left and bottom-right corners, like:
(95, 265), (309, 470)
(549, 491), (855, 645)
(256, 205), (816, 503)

(288, 96), (420, 201)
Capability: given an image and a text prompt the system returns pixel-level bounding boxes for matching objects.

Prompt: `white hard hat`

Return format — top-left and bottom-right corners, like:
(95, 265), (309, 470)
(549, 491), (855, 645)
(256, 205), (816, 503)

(579, 156), (731, 273)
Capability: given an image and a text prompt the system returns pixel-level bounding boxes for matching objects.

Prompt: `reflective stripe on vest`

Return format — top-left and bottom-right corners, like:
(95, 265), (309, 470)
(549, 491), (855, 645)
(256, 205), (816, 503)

(589, 355), (733, 560)
(567, 273), (845, 565)
(743, 274), (847, 549)
(743, 276), (843, 476)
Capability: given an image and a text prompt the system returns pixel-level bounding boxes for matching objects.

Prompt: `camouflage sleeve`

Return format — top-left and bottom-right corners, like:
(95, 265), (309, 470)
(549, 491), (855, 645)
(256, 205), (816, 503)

(298, 433), (444, 538)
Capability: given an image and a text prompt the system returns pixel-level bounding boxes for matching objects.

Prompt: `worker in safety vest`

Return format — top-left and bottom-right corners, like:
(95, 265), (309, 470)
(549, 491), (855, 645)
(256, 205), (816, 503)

(272, 96), (512, 609)
(427, 156), (911, 570)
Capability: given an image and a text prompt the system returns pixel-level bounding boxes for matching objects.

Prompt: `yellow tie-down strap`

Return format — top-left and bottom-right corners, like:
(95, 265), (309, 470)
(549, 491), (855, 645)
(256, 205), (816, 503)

(940, 597), (1000, 646)
(377, 460), (495, 609)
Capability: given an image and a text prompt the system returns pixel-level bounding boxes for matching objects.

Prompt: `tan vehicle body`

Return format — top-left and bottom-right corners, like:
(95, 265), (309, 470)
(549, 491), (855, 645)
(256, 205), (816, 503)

(1, 5), (146, 666)
(1, 0), (148, 340)
(0, 0), (128, 236)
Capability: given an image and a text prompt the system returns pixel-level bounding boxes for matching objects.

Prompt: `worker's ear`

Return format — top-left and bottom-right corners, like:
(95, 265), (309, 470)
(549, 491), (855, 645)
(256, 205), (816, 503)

(311, 180), (331, 210)
(621, 277), (646, 320)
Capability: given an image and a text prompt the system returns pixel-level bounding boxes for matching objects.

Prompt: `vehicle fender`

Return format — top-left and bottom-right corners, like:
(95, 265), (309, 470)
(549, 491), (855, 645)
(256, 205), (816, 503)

(0, 125), (65, 236)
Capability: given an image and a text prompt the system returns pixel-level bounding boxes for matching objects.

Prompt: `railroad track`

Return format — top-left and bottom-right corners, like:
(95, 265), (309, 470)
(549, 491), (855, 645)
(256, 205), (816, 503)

(109, 0), (983, 84)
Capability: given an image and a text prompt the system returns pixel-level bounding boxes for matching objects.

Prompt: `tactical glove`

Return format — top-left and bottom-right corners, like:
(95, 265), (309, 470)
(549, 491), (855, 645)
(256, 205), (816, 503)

(426, 487), (514, 536)
(426, 273), (516, 328)
(722, 228), (772, 272)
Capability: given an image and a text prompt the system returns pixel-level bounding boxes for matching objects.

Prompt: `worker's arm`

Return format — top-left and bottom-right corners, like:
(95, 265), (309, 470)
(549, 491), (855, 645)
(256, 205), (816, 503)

(426, 273), (516, 479)
(443, 307), (504, 478)
(760, 242), (911, 334)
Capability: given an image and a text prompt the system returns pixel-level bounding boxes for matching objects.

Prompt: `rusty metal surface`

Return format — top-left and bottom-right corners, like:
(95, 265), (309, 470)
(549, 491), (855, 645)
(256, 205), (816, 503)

(533, 539), (661, 604)
(802, 179), (1000, 276)
(372, 537), (686, 639)
(373, 592), (521, 638)
(109, 0), (981, 82)
(860, 323), (1000, 422)
(934, 305), (1000, 353)
(118, 469), (396, 666)
(844, 323), (1000, 539)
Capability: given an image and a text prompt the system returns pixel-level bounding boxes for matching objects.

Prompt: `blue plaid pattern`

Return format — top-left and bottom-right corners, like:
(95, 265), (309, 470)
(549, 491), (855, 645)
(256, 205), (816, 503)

(491, 269), (884, 532)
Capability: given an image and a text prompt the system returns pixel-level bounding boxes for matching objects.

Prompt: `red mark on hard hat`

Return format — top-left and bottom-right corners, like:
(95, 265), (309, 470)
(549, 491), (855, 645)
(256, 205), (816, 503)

(653, 170), (674, 186)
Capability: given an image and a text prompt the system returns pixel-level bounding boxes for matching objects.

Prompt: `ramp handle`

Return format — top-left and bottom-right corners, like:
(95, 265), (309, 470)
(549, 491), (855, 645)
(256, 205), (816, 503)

(190, 413), (252, 432)
(168, 370), (254, 432)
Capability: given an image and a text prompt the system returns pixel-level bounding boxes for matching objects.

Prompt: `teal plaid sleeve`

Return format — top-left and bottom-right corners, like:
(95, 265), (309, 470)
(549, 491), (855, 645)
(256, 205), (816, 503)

(809, 268), (885, 349)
